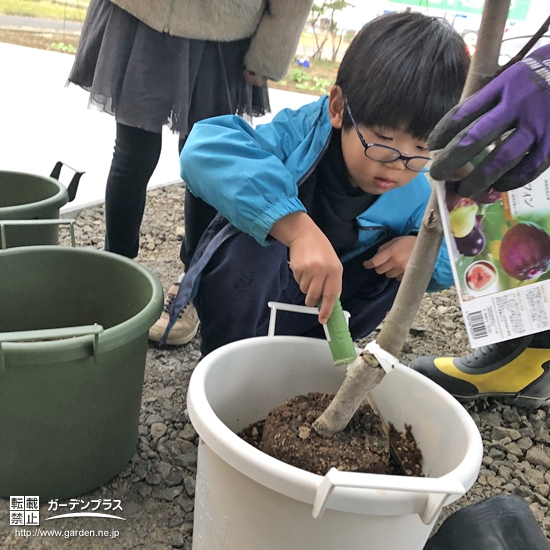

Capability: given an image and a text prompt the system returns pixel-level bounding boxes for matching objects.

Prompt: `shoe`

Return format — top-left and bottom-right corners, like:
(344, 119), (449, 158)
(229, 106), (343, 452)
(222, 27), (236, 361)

(149, 283), (199, 345)
(409, 333), (550, 408)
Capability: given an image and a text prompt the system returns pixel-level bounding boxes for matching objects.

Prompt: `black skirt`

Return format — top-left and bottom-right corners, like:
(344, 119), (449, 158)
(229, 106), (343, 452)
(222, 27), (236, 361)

(68, 0), (270, 135)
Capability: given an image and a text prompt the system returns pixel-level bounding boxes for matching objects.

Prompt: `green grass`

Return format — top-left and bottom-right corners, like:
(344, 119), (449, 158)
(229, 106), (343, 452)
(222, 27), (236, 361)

(0, 0), (89, 21)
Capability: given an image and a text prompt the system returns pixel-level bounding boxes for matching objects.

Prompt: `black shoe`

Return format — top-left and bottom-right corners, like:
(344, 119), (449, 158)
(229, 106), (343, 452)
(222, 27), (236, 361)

(409, 333), (550, 408)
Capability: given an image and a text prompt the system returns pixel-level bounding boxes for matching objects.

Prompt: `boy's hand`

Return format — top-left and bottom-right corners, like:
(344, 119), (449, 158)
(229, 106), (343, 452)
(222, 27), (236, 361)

(363, 236), (416, 281)
(269, 212), (343, 324)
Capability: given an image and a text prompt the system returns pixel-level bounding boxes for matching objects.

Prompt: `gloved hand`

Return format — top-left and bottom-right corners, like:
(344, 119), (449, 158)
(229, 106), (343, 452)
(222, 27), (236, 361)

(428, 44), (550, 196)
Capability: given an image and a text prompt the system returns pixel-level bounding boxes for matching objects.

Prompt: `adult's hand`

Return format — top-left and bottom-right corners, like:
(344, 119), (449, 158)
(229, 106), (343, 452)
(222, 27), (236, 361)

(243, 69), (268, 87)
(428, 44), (550, 196)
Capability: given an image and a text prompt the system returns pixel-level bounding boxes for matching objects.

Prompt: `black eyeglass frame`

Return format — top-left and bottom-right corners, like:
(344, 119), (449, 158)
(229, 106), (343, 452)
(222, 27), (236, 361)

(344, 98), (431, 173)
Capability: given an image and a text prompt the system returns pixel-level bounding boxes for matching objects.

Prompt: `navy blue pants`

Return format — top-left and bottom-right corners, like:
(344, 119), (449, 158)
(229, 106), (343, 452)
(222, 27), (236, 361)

(194, 232), (400, 356)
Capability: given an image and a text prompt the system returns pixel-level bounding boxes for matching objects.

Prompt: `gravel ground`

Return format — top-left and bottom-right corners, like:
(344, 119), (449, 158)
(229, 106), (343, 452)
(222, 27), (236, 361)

(1, 181), (550, 548)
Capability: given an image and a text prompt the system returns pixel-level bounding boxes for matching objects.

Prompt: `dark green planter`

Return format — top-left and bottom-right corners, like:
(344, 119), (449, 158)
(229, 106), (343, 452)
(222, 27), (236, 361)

(0, 162), (83, 249)
(0, 246), (164, 498)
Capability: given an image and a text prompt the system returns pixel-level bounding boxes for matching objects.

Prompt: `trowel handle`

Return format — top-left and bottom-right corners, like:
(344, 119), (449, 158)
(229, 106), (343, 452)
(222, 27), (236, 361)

(322, 298), (357, 366)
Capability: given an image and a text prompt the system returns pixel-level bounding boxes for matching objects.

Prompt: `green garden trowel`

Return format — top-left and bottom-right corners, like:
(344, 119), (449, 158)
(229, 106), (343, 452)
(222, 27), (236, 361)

(322, 298), (357, 366)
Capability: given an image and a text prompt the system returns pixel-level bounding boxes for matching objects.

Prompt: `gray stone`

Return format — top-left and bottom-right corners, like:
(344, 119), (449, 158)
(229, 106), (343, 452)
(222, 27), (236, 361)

(497, 466), (512, 483)
(513, 485), (536, 499)
(165, 470), (184, 487)
(146, 413), (164, 426)
(135, 460), (152, 480)
(138, 425), (149, 436)
(487, 476), (501, 488)
(159, 440), (183, 461)
(157, 461), (172, 479)
(175, 451), (198, 467)
(176, 438), (197, 454)
(488, 448), (505, 459)
(176, 496), (195, 513)
(146, 472), (163, 486)
(137, 483), (153, 498)
(479, 411), (502, 427)
(504, 442), (524, 458)
(536, 484), (550, 498)
(170, 532), (185, 549)
(151, 422), (168, 440)
(535, 427), (550, 444)
(526, 446), (550, 469)
(525, 468), (545, 487)
(184, 475), (196, 497)
(529, 502), (546, 522)
(492, 426), (521, 441)
(516, 437), (534, 452)
(180, 523), (194, 536)
(159, 486), (184, 502)
(481, 456), (493, 466)
(179, 424), (198, 441)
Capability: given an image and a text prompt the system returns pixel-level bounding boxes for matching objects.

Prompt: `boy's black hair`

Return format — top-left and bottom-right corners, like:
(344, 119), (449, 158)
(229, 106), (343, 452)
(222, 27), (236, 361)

(336, 11), (470, 140)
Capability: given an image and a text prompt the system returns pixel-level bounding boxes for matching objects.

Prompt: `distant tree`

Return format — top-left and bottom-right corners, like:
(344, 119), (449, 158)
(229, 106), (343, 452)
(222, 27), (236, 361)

(308, 0), (354, 61)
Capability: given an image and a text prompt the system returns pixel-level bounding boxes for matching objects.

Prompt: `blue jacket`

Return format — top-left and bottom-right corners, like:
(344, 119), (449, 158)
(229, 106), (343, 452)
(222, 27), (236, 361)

(164, 96), (454, 342)
(180, 95), (452, 291)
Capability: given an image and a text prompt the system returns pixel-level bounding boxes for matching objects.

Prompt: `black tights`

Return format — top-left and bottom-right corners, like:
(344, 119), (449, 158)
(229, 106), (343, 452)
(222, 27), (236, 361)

(104, 122), (218, 260)
(104, 123), (166, 258)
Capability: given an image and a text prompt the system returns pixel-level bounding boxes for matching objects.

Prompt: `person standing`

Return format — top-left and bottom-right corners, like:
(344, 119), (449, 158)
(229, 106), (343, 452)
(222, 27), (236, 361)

(68, 0), (313, 345)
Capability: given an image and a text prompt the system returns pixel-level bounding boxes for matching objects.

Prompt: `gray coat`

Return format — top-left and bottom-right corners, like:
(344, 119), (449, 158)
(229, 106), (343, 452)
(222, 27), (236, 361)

(109, 0), (313, 80)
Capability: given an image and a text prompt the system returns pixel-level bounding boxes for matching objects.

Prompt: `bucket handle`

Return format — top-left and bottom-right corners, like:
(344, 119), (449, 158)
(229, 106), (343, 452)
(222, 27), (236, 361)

(267, 301), (350, 341)
(0, 324), (104, 370)
(313, 467), (465, 524)
(50, 161), (84, 203)
(0, 219), (76, 249)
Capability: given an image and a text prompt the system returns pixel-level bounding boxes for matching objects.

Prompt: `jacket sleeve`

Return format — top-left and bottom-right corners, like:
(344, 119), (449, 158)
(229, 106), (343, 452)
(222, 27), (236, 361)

(244, 0), (313, 81)
(180, 114), (308, 245)
(404, 203), (455, 292)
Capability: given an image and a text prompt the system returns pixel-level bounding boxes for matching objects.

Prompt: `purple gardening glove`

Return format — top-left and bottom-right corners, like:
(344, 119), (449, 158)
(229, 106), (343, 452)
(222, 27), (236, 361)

(428, 44), (550, 196)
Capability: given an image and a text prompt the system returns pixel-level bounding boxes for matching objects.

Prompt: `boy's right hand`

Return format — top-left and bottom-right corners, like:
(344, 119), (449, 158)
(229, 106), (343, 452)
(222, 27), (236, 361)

(269, 212), (343, 324)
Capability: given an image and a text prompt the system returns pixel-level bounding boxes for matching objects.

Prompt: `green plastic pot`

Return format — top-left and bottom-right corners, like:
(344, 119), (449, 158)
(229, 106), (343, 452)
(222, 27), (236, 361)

(0, 246), (164, 498)
(0, 162), (83, 249)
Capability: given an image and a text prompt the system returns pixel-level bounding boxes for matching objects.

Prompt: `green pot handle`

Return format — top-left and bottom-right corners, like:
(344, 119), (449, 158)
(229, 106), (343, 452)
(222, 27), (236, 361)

(0, 324), (104, 370)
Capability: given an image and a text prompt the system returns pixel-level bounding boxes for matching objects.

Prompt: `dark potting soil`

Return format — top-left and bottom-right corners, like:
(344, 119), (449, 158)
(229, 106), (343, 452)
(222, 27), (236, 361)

(239, 392), (424, 477)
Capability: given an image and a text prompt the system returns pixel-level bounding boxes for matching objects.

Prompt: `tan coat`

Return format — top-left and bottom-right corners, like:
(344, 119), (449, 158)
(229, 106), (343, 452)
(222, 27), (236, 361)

(109, 0), (313, 81)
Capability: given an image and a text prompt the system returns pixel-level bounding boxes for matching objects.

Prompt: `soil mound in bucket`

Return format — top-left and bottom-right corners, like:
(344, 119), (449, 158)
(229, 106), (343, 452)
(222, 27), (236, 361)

(239, 392), (424, 477)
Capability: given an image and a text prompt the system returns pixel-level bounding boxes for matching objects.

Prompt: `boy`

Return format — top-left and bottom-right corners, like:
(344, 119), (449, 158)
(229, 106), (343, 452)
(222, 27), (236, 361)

(164, 11), (470, 356)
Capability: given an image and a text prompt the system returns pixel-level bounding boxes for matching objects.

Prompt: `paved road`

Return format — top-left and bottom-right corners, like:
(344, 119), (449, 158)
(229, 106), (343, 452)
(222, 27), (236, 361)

(0, 14), (82, 33)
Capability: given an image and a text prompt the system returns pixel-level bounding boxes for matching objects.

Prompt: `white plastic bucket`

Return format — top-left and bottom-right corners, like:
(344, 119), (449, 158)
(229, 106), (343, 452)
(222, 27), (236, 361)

(187, 336), (483, 550)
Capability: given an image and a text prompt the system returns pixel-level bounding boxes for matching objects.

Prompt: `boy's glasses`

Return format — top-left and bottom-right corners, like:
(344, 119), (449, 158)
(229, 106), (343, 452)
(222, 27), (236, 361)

(344, 98), (432, 173)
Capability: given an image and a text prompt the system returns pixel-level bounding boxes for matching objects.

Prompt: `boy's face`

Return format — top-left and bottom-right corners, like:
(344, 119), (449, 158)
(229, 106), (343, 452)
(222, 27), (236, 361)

(328, 87), (430, 195)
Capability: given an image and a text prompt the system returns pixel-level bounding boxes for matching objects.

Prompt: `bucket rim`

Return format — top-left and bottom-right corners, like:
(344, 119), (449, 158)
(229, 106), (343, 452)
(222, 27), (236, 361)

(187, 335), (483, 511)
(0, 170), (68, 219)
(0, 246), (164, 362)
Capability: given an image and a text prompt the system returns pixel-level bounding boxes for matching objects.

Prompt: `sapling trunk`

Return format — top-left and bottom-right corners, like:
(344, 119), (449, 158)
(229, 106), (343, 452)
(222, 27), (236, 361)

(313, 0), (511, 438)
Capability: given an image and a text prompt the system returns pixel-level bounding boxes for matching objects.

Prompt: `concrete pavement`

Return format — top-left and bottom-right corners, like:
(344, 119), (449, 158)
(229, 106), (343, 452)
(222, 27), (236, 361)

(0, 42), (318, 213)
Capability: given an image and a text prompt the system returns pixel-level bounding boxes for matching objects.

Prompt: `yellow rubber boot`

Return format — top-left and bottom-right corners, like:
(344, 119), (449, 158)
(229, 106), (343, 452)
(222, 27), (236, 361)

(409, 333), (550, 409)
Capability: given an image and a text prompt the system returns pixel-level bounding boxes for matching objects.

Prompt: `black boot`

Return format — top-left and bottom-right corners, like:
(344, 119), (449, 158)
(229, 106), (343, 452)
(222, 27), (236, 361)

(424, 495), (550, 550)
